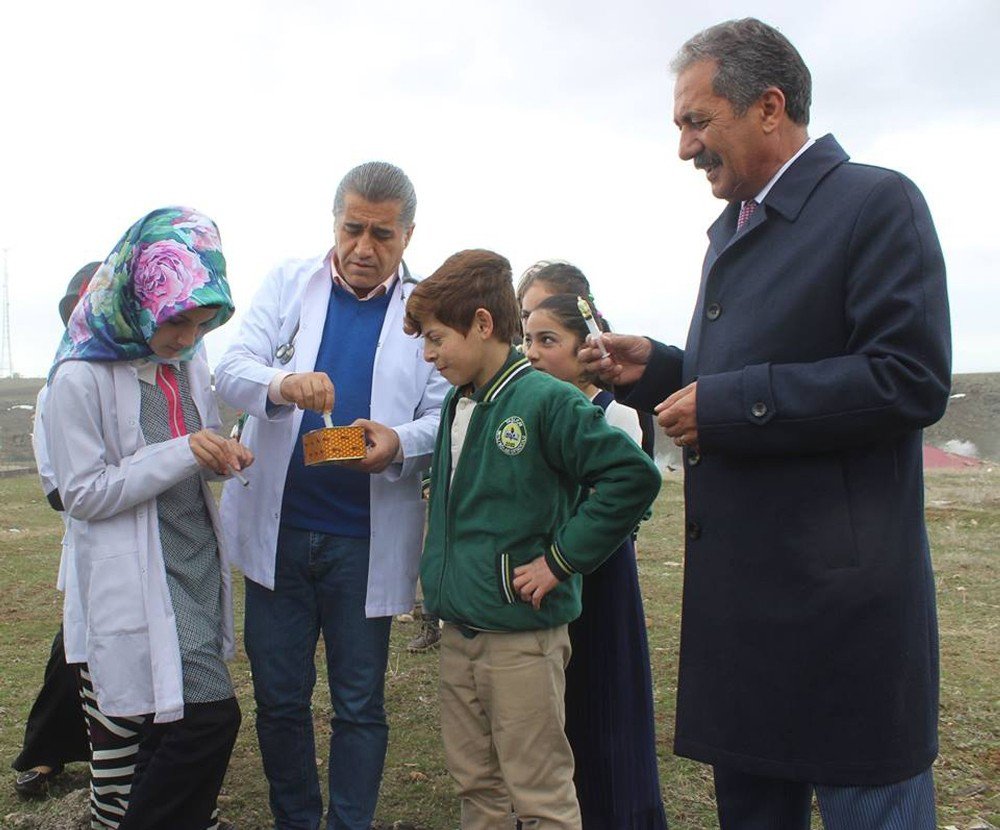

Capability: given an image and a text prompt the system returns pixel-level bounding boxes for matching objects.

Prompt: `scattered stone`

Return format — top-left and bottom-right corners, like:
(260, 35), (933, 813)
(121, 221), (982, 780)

(968, 819), (998, 830)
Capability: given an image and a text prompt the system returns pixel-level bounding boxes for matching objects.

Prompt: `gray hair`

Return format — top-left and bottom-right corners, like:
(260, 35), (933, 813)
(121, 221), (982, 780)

(671, 18), (811, 126)
(333, 161), (417, 228)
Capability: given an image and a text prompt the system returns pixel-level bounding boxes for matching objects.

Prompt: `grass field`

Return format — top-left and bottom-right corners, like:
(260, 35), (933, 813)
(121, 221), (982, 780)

(1, 469), (997, 829)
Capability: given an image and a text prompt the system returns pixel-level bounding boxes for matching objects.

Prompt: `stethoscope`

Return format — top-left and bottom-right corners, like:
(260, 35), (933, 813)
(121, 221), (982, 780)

(274, 328), (298, 365)
(274, 260), (415, 365)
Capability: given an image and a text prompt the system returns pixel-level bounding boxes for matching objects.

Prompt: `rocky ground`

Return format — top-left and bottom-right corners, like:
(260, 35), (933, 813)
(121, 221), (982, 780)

(4, 788), (89, 830)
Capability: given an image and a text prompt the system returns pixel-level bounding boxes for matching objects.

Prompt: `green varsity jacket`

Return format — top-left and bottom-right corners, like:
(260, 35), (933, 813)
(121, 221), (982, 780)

(420, 350), (662, 632)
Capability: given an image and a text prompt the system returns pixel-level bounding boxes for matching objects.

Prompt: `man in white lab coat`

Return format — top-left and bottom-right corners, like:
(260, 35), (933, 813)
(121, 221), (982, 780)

(215, 162), (447, 830)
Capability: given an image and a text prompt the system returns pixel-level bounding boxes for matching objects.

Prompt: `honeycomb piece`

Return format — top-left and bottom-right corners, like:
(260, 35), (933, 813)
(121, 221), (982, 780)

(302, 425), (367, 466)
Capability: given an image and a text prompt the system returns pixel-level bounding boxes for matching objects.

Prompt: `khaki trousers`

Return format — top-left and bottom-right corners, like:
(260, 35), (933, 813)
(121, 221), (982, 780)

(439, 623), (581, 830)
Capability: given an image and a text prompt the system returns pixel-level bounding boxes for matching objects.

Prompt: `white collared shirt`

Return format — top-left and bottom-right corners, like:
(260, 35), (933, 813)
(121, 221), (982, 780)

(330, 250), (399, 302)
(746, 137), (816, 209)
(135, 358), (181, 386)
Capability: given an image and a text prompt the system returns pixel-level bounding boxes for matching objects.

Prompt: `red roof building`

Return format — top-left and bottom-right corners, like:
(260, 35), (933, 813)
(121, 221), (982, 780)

(922, 444), (983, 469)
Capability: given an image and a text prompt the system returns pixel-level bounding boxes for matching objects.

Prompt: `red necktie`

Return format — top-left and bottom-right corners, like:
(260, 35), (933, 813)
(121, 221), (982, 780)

(155, 364), (188, 438)
(737, 199), (758, 232)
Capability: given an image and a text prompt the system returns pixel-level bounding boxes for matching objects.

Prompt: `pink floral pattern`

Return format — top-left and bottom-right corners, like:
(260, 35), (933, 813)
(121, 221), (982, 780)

(171, 215), (222, 251)
(134, 240), (212, 324)
(67, 298), (93, 344)
(50, 206), (233, 374)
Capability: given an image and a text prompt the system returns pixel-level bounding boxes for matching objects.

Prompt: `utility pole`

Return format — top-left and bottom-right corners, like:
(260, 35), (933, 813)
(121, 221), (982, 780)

(0, 249), (12, 378)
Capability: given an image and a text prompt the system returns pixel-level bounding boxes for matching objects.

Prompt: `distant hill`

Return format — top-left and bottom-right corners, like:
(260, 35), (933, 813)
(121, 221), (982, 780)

(924, 372), (1000, 462)
(0, 376), (241, 469)
(2, 372), (998, 468)
(0, 378), (45, 470)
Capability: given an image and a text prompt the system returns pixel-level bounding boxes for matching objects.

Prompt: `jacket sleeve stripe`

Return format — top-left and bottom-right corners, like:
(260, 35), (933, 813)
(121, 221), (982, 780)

(545, 541), (576, 581)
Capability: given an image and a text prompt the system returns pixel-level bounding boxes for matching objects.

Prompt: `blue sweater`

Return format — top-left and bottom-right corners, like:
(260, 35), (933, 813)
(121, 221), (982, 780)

(281, 283), (391, 537)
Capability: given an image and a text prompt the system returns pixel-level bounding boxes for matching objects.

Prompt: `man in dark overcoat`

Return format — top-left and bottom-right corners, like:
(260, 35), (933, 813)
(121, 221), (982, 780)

(582, 17), (951, 830)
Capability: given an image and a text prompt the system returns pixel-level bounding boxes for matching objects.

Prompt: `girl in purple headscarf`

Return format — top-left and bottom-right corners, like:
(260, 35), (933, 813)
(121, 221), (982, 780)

(46, 207), (251, 830)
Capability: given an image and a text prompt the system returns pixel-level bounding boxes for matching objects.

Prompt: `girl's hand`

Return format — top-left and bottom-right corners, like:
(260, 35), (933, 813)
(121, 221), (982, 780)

(189, 430), (252, 476)
(230, 439), (255, 471)
(512, 556), (560, 610)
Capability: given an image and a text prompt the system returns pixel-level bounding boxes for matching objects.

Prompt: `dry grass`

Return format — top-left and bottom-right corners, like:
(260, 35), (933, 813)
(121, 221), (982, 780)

(1, 469), (997, 829)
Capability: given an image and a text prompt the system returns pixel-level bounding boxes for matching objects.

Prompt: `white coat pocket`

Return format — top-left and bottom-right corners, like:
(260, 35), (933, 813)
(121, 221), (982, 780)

(87, 551), (147, 636)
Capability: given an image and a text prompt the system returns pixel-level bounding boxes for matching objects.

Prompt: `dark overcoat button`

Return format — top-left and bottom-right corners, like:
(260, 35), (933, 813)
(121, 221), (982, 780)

(706, 303), (722, 321)
(751, 401), (768, 418)
(686, 521), (702, 540)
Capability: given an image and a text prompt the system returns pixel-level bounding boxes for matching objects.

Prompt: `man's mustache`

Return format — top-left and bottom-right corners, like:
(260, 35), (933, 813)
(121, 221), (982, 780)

(694, 152), (722, 170)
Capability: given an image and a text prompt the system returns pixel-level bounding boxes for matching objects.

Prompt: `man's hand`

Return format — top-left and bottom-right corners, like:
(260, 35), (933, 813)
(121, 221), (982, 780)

(189, 430), (256, 476)
(338, 419), (401, 474)
(577, 333), (653, 387)
(512, 556), (560, 610)
(280, 372), (335, 414)
(656, 381), (698, 450)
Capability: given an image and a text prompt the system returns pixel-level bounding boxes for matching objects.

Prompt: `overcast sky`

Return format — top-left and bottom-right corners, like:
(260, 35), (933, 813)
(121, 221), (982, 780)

(1, 0), (997, 378)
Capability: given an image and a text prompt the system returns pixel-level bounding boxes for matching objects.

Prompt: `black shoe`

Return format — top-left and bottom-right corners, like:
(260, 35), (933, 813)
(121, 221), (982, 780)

(14, 766), (61, 798)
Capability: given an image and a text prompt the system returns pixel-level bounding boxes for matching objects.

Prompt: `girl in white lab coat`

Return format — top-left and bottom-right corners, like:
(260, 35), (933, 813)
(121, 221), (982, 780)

(45, 207), (251, 830)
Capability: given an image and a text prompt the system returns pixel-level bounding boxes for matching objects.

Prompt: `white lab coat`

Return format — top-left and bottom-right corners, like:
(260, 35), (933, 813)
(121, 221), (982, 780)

(44, 350), (234, 723)
(215, 256), (447, 617)
(32, 387), (84, 663)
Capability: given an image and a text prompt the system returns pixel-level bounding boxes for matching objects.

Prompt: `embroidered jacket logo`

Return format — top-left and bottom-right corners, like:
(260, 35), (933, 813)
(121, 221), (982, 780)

(495, 416), (527, 456)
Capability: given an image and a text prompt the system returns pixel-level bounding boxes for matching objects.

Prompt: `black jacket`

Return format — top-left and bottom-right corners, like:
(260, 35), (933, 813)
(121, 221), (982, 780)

(624, 135), (951, 785)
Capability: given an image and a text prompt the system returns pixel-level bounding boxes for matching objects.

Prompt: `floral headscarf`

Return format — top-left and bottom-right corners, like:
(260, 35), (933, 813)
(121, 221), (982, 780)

(51, 207), (234, 376)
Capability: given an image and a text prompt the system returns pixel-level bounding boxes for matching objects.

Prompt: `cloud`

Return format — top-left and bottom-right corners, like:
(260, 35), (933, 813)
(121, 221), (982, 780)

(1, 0), (997, 376)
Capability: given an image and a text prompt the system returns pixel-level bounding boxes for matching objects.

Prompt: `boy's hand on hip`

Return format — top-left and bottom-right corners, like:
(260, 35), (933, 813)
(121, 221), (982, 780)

(513, 556), (560, 610)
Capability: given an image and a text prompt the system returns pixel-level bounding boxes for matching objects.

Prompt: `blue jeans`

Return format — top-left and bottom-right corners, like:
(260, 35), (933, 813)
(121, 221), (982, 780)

(245, 528), (392, 830)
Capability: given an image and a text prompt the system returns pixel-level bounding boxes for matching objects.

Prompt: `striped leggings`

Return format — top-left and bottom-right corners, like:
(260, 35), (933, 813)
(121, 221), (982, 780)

(78, 667), (221, 830)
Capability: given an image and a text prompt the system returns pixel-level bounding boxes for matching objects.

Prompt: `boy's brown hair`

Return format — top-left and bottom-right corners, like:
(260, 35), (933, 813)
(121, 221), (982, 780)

(404, 249), (521, 344)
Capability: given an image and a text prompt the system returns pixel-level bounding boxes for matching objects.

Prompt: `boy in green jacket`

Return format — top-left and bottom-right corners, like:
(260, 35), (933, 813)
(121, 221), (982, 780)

(404, 249), (662, 829)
